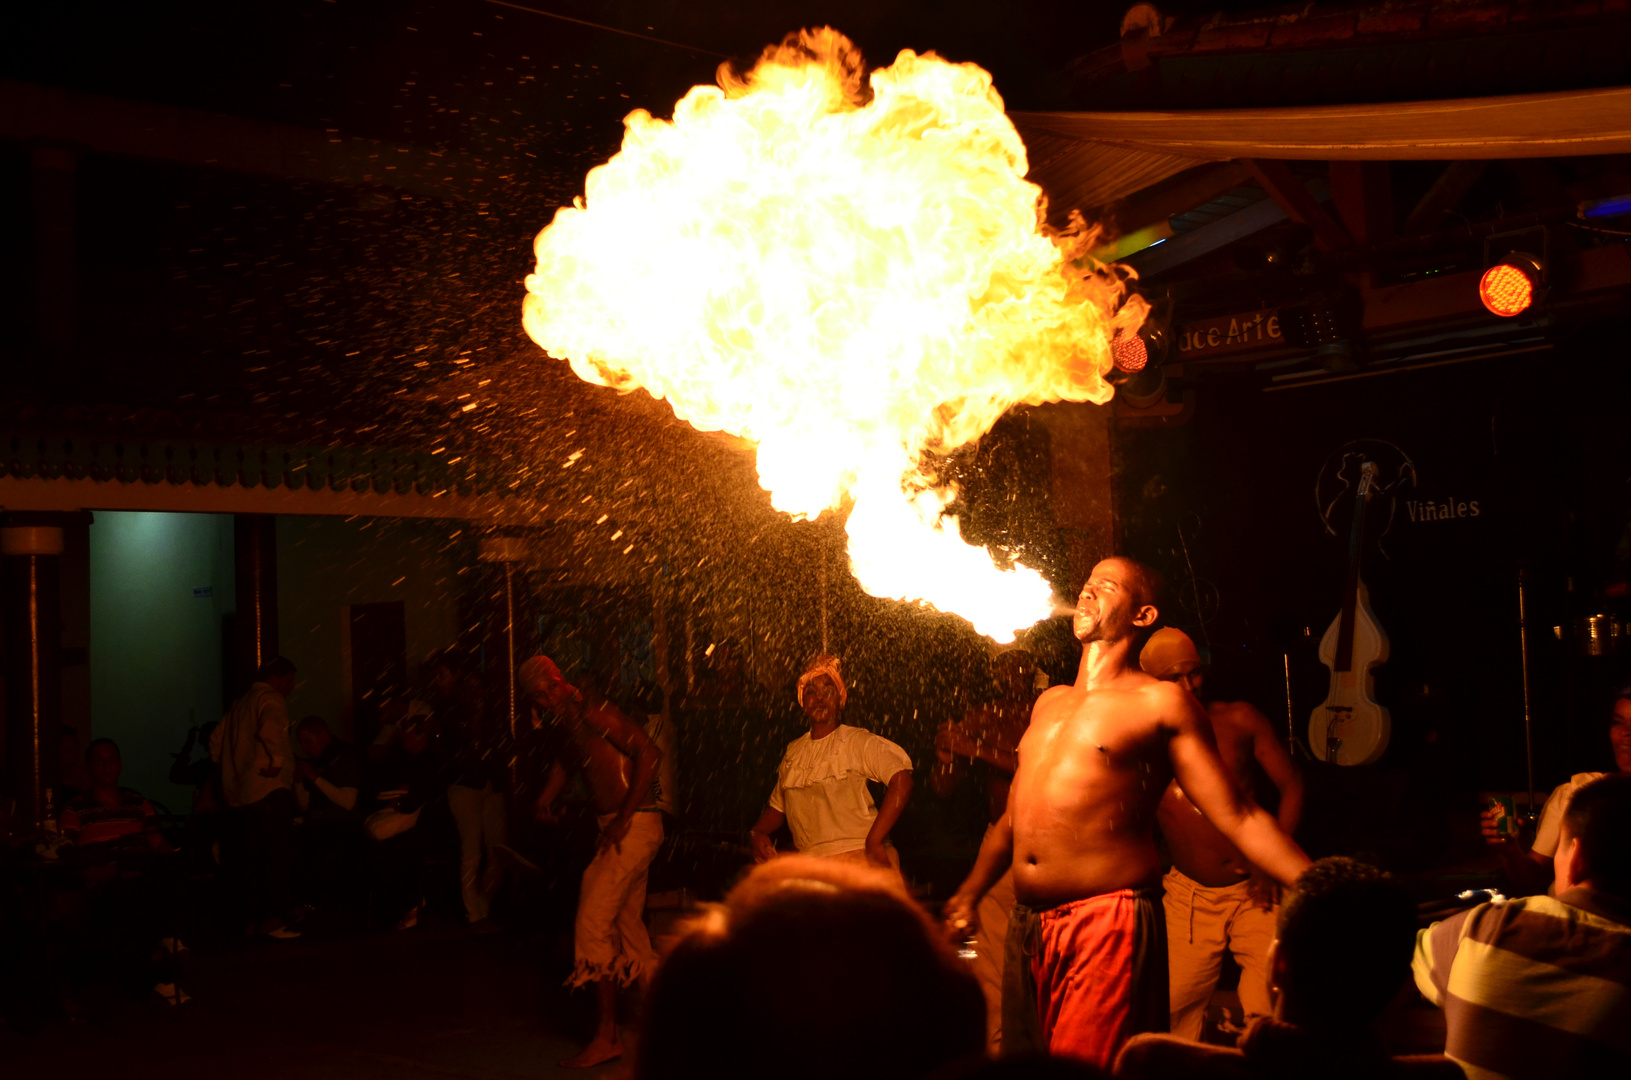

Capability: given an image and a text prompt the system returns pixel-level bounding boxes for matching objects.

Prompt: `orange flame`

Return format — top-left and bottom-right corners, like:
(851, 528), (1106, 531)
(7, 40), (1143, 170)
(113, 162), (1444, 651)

(523, 28), (1146, 642)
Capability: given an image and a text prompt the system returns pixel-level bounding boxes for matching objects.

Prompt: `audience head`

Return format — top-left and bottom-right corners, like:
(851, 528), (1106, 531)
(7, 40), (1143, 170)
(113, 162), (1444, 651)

(639, 856), (984, 1080)
(427, 647), (469, 697)
(1610, 690), (1631, 774)
(1557, 773), (1631, 897)
(255, 656), (297, 697)
(296, 716), (334, 759)
(1272, 857), (1416, 1028)
(86, 738), (123, 788)
(1139, 628), (1203, 696)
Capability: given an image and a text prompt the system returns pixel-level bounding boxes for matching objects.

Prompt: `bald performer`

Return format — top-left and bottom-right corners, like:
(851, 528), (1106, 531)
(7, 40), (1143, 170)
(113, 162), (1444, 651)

(1142, 629), (1305, 1041)
(944, 559), (1309, 1068)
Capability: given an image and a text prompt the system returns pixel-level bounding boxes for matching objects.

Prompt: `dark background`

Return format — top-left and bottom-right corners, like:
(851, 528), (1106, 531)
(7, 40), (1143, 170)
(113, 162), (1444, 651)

(1118, 326), (1631, 869)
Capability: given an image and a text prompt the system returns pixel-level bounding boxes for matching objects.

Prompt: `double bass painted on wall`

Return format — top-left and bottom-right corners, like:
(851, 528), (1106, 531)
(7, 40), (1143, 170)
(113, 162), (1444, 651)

(1309, 446), (1416, 765)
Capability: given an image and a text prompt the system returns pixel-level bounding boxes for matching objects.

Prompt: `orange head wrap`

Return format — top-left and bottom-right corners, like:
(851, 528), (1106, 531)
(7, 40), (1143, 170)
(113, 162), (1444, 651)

(797, 654), (847, 708)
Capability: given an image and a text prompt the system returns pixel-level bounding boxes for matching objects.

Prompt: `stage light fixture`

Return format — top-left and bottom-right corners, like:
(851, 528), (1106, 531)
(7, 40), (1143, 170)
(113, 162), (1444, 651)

(1109, 315), (1173, 408)
(1112, 331), (1150, 373)
(1478, 253), (1545, 318)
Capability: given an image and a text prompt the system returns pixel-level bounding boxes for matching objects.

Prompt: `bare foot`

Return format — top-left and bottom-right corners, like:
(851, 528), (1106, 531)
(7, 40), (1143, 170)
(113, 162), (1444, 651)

(560, 1035), (622, 1069)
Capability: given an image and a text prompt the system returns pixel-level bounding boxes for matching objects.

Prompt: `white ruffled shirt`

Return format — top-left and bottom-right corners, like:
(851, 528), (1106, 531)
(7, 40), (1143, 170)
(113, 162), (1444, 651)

(769, 724), (913, 858)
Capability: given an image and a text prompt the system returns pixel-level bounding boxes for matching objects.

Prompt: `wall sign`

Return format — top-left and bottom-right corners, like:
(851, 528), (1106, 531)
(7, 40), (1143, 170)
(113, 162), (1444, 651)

(192, 586), (213, 598)
(1406, 497), (1481, 523)
(1176, 309), (1283, 357)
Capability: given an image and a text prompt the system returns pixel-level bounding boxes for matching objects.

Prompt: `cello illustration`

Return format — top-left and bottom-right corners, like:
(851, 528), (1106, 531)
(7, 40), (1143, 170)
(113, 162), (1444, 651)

(1309, 458), (1391, 765)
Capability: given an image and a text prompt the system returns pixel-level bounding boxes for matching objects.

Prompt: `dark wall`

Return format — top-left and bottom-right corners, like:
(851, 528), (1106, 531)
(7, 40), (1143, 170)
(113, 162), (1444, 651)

(1117, 326), (1631, 870)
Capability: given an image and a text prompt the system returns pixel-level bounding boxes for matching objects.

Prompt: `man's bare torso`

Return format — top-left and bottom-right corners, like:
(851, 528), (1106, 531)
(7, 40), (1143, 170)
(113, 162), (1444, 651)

(561, 700), (635, 814)
(1010, 678), (1178, 908)
(1158, 701), (1263, 887)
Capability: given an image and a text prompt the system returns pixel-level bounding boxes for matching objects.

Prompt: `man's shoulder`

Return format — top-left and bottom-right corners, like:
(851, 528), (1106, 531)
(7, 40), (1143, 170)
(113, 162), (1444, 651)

(1209, 699), (1272, 728)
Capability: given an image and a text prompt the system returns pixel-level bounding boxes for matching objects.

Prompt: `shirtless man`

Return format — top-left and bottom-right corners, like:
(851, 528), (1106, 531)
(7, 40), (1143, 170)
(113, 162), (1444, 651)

(943, 558), (1310, 1068)
(520, 656), (663, 1070)
(931, 649), (1041, 1050)
(1139, 628), (1304, 1041)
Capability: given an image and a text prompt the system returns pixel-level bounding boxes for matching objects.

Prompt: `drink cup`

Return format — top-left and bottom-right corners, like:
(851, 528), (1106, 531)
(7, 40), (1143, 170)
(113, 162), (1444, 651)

(1486, 794), (1518, 838)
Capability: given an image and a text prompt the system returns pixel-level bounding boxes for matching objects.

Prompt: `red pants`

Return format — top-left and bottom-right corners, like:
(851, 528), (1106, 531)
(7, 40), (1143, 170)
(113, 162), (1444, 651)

(1030, 886), (1168, 1068)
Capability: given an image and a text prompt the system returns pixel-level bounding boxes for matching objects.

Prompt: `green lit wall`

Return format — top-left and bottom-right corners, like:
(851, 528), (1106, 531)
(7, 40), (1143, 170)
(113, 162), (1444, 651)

(89, 511), (235, 812)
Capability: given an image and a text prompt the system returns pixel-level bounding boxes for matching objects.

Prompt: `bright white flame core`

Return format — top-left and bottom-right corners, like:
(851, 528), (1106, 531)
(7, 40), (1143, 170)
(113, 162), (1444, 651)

(523, 29), (1146, 642)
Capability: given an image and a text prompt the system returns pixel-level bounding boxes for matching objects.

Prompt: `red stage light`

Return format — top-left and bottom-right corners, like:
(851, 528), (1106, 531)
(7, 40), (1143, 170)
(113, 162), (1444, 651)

(1479, 258), (1540, 318)
(1113, 333), (1148, 372)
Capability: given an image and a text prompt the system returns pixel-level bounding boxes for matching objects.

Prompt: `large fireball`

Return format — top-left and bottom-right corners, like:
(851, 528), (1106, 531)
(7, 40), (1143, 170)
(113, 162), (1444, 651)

(523, 28), (1146, 642)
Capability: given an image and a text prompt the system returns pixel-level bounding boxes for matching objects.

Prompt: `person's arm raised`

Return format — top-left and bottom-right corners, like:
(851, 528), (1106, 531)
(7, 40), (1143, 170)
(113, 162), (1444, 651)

(1165, 685), (1310, 887)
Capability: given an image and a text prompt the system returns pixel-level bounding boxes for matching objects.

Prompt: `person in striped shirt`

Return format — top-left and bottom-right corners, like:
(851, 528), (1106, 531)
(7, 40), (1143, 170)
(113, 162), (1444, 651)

(60, 739), (171, 852)
(1413, 773), (1631, 1079)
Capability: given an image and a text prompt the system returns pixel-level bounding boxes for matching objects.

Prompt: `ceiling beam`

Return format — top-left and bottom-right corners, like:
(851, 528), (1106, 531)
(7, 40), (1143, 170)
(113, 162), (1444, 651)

(1244, 159), (1352, 251)
(1123, 179), (1331, 278)
(1402, 160), (1488, 235)
(1101, 160), (1253, 234)
(1329, 161), (1394, 248)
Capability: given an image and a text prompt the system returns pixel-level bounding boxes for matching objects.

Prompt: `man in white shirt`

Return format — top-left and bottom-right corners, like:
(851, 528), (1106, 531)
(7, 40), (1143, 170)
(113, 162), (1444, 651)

(211, 656), (300, 938)
(749, 655), (913, 875)
(1483, 690), (1631, 895)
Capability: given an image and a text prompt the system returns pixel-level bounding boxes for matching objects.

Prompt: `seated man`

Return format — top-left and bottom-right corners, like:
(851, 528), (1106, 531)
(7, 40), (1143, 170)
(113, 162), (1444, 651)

(1415, 774), (1631, 1079)
(60, 739), (171, 854)
(1116, 857), (1461, 1079)
(293, 716), (364, 914)
(57, 739), (188, 1006)
(294, 716), (362, 823)
(638, 855), (985, 1080)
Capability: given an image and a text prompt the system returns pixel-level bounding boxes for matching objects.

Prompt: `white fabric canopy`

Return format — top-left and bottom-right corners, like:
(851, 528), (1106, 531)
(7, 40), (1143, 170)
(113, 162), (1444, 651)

(1014, 85), (1631, 211)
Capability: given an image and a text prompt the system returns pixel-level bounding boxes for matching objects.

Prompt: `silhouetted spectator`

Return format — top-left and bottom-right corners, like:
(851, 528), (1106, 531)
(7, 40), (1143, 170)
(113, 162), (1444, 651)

(169, 720), (221, 805)
(57, 739), (190, 1008)
(367, 707), (450, 931)
(212, 656), (300, 939)
(293, 716), (364, 917)
(294, 717), (362, 824)
(61, 739), (171, 853)
(1416, 774), (1631, 1079)
(637, 855), (985, 1080)
(435, 650), (509, 927)
(1115, 857), (1461, 1080)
